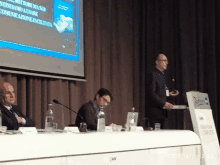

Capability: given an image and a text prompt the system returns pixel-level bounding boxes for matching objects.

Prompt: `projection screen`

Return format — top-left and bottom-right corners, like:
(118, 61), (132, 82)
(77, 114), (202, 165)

(0, 0), (84, 81)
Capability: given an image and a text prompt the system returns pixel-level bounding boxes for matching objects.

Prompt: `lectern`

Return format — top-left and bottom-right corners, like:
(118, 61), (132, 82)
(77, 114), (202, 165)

(187, 91), (220, 165)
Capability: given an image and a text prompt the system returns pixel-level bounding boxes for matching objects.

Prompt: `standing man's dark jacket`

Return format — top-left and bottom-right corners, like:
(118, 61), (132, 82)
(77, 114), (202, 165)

(1, 103), (35, 130)
(75, 101), (98, 130)
(146, 67), (167, 119)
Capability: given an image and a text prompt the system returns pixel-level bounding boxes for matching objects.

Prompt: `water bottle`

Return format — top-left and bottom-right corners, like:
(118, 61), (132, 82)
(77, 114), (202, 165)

(129, 107), (136, 131)
(45, 103), (55, 132)
(97, 106), (105, 132)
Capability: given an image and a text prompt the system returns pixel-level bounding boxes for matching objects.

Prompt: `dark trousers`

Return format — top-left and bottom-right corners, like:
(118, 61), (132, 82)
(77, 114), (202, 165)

(149, 118), (166, 129)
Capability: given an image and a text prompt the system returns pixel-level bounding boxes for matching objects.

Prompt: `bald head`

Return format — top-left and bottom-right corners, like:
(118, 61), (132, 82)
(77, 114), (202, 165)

(0, 81), (16, 106)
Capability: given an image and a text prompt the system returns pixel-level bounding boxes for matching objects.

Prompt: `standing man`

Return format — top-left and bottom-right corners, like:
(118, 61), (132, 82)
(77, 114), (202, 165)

(75, 88), (113, 131)
(0, 81), (35, 130)
(146, 54), (179, 129)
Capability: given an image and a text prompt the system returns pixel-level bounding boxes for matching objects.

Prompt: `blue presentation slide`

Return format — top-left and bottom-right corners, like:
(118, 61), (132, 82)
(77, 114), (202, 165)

(0, 0), (79, 61)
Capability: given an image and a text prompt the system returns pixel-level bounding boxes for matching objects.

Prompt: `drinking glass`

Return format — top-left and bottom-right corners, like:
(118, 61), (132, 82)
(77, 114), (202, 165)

(155, 123), (161, 131)
(80, 122), (87, 132)
(53, 123), (58, 130)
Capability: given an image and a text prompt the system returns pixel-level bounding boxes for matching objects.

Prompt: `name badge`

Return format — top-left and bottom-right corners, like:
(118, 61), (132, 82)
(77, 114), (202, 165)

(0, 126), (7, 133)
(64, 127), (79, 133)
(18, 127), (38, 134)
(166, 89), (170, 97)
(105, 126), (113, 132)
(130, 126), (136, 132)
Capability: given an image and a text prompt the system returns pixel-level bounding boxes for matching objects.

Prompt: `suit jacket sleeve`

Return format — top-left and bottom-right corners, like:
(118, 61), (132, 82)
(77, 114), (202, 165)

(147, 72), (166, 108)
(76, 103), (97, 130)
(2, 112), (18, 130)
(83, 105), (97, 130)
(13, 106), (35, 127)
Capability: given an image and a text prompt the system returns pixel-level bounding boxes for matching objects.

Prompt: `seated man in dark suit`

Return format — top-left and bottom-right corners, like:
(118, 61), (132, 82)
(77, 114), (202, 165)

(0, 81), (35, 130)
(75, 88), (113, 130)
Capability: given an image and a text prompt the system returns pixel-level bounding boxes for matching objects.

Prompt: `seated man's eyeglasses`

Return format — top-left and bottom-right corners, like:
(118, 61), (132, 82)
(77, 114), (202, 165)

(102, 96), (110, 106)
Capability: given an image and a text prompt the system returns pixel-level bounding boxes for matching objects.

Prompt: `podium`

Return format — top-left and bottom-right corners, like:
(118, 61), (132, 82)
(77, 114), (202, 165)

(187, 91), (220, 165)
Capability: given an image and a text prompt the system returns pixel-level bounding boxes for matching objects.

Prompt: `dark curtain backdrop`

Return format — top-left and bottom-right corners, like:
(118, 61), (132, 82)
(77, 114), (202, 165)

(141, 0), (220, 140)
(0, 0), (220, 140)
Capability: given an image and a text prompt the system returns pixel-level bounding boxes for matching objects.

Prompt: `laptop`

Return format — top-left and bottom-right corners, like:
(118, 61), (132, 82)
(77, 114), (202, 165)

(126, 112), (138, 126)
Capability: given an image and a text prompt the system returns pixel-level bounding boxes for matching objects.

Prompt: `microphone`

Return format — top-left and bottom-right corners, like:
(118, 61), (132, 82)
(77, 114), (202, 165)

(53, 99), (59, 104)
(53, 99), (84, 122)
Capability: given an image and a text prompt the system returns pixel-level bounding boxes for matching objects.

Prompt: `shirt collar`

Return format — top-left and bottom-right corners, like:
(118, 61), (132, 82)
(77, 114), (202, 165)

(89, 100), (99, 109)
(155, 67), (164, 75)
(89, 100), (100, 116)
(4, 105), (12, 110)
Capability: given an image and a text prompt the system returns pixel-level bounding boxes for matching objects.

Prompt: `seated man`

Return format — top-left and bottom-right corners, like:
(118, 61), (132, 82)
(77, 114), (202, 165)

(0, 81), (35, 130)
(75, 88), (113, 130)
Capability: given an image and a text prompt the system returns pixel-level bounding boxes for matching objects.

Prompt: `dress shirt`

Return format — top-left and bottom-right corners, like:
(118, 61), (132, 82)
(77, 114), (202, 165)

(155, 67), (168, 92)
(156, 67), (164, 75)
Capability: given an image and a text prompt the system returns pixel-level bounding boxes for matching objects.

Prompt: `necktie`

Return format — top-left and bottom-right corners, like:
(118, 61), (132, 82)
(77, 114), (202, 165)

(10, 108), (18, 118)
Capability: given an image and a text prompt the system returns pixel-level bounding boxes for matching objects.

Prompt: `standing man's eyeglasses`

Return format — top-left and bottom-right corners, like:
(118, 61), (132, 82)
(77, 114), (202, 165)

(157, 60), (168, 62)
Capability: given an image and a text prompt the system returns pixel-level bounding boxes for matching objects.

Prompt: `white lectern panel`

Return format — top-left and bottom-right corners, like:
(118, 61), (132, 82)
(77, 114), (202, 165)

(187, 91), (220, 165)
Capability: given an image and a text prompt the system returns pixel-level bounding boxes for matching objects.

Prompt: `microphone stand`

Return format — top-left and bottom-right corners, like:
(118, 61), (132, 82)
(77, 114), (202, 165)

(143, 118), (153, 131)
(53, 100), (87, 132)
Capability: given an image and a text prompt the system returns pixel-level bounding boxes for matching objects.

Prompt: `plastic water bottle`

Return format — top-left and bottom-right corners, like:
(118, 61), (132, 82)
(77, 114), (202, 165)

(129, 107), (136, 131)
(97, 106), (105, 132)
(45, 103), (55, 132)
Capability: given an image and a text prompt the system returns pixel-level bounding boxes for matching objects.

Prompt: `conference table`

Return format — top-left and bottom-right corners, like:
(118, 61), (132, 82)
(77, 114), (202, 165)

(0, 130), (201, 165)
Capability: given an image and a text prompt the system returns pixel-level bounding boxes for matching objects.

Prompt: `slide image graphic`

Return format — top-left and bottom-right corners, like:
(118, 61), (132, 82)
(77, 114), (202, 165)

(53, 14), (73, 33)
